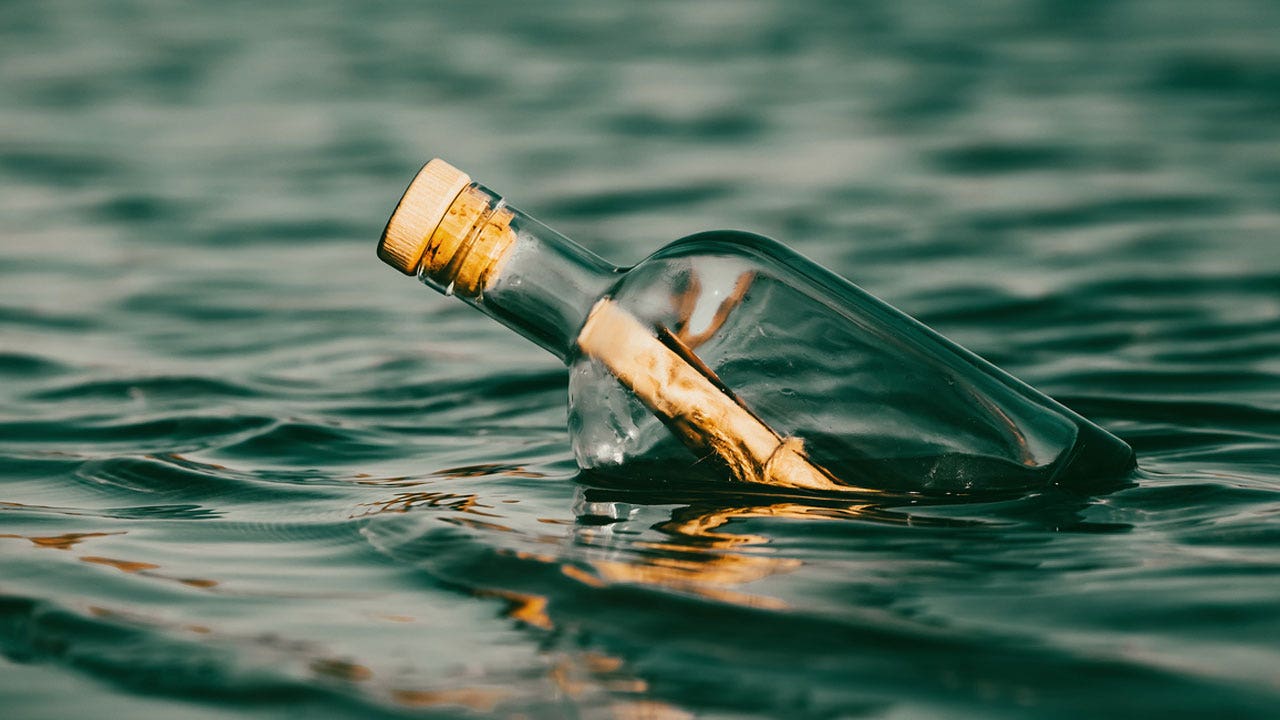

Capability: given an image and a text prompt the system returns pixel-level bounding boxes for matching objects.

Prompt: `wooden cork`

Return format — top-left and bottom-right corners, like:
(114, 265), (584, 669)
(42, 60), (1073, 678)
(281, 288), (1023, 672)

(378, 159), (471, 274)
(428, 186), (517, 296)
(378, 159), (517, 295)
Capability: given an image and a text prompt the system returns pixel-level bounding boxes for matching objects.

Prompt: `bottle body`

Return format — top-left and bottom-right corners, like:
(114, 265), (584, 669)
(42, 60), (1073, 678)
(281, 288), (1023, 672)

(568, 231), (1133, 494)
(379, 160), (1134, 496)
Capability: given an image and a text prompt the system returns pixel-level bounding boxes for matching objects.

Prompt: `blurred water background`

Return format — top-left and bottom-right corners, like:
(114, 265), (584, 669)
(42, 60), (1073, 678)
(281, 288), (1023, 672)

(2, 1), (1279, 717)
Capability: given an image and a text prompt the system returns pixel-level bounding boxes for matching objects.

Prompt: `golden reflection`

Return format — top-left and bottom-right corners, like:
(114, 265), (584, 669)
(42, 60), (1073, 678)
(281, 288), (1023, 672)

(80, 555), (160, 573)
(433, 463), (546, 479)
(350, 475), (421, 488)
(474, 587), (554, 629)
(550, 651), (641, 697)
(585, 554), (796, 610)
(78, 554), (220, 589)
(120, 607), (698, 718)
(541, 649), (696, 719)
(0, 500), (94, 517)
(390, 687), (509, 711)
(372, 613), (416, 623)
(154, 452), (226, 470)
(309, 658), (374, 682)
(656, 500), (880, 542)
(351, 490), (495, 519)
(440, 516), (518, 533)
(178, 577), (219, 588)
(560, 563), (606, 588)
(86, 605), (118, 618)
(511, 549), (558, 563)
(563, 497), (899, 609)
(611, 700), (696, 720)
(87, 605), (212, 640)
(0, 531), (124, 550)
(581, 652), (624, 674)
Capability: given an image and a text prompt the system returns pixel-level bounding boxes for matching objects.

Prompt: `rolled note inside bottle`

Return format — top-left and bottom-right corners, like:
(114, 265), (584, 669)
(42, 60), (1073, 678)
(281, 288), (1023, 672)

(576, 298), (857, 492)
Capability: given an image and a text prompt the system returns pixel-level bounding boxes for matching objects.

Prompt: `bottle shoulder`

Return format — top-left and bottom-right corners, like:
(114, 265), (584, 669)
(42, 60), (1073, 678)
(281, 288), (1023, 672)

(615, 229), (858, 319)
(613, 229), (832, 300)
(636, 229), (801, 267)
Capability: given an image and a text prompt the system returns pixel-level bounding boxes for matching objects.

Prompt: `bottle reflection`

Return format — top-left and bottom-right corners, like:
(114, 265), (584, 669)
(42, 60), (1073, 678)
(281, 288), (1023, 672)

(565, 484), (911, 608)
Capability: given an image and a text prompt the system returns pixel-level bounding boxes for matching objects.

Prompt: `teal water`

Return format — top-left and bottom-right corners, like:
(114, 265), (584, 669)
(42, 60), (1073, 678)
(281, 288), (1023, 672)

(2, 1), (1279, 718)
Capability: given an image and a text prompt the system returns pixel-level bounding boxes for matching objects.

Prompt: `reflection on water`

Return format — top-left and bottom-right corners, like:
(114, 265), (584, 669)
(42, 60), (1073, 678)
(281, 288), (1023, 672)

(0, 531), (124, 550)
(2, 0), (1280, 717)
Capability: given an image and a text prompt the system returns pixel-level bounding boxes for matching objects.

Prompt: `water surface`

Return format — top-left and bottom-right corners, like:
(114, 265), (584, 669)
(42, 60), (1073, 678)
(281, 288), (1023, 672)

(2, 1), (1279, 718)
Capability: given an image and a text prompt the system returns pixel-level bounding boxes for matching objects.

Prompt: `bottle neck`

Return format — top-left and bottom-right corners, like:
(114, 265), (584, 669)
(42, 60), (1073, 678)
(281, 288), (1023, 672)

(414, 184), (621, 362)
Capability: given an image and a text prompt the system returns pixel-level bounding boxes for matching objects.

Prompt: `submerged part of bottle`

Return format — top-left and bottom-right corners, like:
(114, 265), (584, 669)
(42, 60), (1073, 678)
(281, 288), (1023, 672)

(378, 159), (1135, 495)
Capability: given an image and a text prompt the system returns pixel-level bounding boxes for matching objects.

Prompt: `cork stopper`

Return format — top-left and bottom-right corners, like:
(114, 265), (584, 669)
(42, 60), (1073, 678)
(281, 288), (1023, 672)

(378, 159), (519, 296)
(378, 159), (471, 274)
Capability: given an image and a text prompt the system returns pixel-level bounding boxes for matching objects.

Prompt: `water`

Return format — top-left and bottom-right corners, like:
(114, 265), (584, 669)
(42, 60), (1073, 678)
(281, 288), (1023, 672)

(1, 1), (1278, 717)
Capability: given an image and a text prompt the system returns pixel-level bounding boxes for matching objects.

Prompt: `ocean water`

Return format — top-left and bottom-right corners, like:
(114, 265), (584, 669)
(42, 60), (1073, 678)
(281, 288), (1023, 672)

(2, 1), (1279, 718)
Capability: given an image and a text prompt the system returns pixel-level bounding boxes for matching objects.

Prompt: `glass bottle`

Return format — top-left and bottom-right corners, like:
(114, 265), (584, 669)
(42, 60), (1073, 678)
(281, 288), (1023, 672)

(377, 159), (1134, 496)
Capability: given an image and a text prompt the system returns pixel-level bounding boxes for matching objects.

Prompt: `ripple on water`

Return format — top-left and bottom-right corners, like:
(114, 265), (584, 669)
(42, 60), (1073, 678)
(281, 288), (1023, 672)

(358, 494), (1275, 719)
(0, 351), (67, 377)
(27, 375), (259, 403)
(72, 454), (339, 503)
(0, 414), (277, 454)
(0, 593), (399, 719)
(211, 421), (411, 466)
(2, 0), (1279, 717)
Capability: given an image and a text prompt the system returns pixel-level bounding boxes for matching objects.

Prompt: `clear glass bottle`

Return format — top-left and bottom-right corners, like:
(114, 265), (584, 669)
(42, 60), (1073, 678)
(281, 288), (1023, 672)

(378, 159), (1134, 496)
